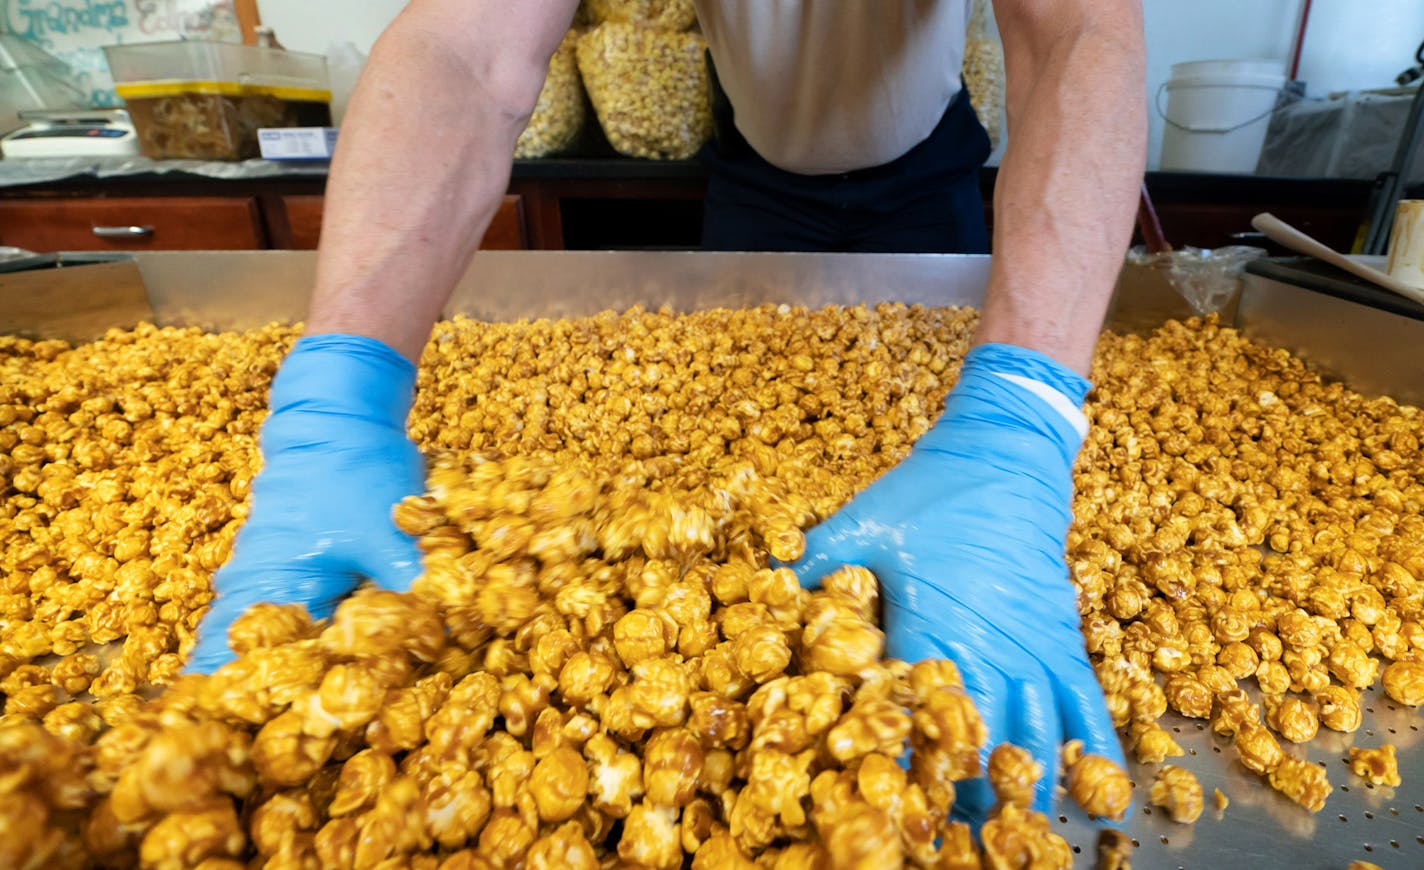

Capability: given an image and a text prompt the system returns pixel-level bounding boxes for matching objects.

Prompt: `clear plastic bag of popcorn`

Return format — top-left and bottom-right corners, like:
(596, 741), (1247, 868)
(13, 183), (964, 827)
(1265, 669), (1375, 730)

(577, 22), (713, 160)
(515, 30), (588, 159)
(584, 0), (697, 32)
(962, 0), (1005, 151)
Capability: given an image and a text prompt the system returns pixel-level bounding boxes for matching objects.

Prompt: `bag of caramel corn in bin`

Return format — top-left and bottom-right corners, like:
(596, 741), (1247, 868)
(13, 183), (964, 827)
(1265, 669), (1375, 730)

(576, 21), (713, 160)
(962, 0), (1005, 151)
(515, 29), (588, 158)
(583, 0), (697, 31)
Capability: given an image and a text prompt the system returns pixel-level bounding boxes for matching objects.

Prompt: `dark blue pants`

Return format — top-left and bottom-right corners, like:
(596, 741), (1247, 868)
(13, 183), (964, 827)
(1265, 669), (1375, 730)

(699, 87), (993, 254)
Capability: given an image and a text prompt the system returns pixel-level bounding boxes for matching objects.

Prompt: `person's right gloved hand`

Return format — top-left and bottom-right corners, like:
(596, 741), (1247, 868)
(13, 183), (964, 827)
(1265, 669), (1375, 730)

(187, 334), (426, 673)
(788, 344), (1124, 821)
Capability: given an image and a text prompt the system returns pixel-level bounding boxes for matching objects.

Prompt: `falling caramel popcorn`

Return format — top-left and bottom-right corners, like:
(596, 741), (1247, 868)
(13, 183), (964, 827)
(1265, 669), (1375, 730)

(979, 803), (1073, 869)
(1128, 720), (1183, 765)
(1063, 740), (1132, 822)
(986, 743), (1042, 809)
(1149, 765), (1203, 824)
(1096, 829), (1134, 870)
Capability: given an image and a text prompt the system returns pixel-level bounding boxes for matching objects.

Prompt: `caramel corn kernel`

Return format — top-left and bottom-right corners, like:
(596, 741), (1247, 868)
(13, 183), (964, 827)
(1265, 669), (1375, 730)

(1149, 765), (1203, 824)
(1347, 745), (1401, 788)
(1063, 740), (1131, 821)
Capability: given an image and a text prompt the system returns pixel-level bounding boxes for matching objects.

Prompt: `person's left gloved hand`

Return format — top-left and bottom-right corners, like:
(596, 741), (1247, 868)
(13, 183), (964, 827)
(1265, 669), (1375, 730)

(789, 343), (1121, 821)
(186, 334), (426, 673)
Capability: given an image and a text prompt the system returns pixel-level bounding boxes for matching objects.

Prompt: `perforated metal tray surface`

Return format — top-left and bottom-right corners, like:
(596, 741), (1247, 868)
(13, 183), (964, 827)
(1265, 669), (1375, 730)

(1051, 685), (1423, 869)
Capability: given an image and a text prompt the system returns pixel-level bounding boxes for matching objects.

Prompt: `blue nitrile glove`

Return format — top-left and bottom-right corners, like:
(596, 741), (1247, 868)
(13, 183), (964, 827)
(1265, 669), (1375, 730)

(790, 343), (1122, 820)
(187, 334), (425, 673)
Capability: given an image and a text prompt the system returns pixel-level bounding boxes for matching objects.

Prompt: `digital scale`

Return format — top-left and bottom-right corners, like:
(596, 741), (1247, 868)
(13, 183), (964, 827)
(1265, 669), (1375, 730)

(0, 109), (140, 159)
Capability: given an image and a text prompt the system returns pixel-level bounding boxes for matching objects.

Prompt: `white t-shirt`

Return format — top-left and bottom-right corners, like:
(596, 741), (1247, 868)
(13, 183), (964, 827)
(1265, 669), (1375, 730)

(693, 0), (970, 175)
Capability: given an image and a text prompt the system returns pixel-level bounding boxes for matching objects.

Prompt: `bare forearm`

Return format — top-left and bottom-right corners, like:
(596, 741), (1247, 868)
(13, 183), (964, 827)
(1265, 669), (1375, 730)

(307, 43), (514, 360)
(977, 1), (1146, 375)
(307, 0), (576, 362)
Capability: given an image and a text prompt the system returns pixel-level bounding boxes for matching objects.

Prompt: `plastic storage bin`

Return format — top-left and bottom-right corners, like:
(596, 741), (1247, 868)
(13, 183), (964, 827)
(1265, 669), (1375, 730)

(104, 41), (331, 161)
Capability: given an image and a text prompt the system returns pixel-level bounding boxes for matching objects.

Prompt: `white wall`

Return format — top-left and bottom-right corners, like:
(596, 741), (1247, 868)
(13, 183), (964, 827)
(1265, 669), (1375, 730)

(258, 0), (1424, 170)
(1294, 0), (1424, 96)
(1142, 0), (1298, 169)
(256, 0), (407, 55)
(1143, 0), (1424, 168)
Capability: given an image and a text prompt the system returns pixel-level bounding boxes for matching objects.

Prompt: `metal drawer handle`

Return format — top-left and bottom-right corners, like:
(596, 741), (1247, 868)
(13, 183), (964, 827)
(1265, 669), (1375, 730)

(92, 225), (154, 239)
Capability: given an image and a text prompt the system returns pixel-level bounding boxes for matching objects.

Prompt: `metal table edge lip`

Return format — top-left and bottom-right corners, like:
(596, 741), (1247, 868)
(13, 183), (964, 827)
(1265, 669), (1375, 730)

(0, 251), (134, 274)
(121, 250), (997, 333)
(1245, 256), (1424, 323)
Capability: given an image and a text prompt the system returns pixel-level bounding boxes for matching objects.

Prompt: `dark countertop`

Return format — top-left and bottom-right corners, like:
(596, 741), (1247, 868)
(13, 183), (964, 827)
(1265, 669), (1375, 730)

(0, 156), (708, 193)
(0, 153), (1404, 198)
(511, 158), (707, 180)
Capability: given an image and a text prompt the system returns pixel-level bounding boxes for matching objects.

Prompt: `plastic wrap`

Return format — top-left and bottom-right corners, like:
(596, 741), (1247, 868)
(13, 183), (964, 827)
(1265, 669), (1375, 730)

(576, 22), (712, 160)
(515, 30), (587, 159)
(963, 0), (1005, 151)
(1127, 245), (1266, 315)
(1256, 87), (1423, 181)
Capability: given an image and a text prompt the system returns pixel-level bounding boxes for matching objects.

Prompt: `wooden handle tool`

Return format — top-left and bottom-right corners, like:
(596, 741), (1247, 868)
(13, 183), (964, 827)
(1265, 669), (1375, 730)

(1251, 212), (1424, 308)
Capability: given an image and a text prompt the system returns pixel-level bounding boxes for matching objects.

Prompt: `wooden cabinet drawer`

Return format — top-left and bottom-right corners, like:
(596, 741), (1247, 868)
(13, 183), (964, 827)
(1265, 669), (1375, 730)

(0, 197), (266, 251)
(275, 194), (528, 250)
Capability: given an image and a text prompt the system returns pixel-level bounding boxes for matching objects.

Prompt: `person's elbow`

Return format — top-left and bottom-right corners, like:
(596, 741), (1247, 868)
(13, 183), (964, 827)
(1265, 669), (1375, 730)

(367, 1), (560, 134)
(992, 0), (1144, 119)
(993, 0), (1144, 62)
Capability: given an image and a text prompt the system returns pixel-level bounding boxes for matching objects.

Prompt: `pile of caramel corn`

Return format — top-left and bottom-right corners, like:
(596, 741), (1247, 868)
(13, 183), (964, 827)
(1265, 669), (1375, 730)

(2, 306), (1421, 868)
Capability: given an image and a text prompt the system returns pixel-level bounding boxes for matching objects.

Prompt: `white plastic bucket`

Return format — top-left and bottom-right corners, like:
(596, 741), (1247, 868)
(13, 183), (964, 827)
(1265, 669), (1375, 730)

(1159, 59), (1286, 174)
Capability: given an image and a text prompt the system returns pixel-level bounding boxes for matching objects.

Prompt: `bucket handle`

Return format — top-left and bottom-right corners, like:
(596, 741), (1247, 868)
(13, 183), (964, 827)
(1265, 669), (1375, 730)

(1155, 81), (1282, 134)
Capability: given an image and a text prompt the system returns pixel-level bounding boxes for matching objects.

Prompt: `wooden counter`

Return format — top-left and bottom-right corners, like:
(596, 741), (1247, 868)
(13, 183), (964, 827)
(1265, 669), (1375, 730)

(0, 159), (1394, 255)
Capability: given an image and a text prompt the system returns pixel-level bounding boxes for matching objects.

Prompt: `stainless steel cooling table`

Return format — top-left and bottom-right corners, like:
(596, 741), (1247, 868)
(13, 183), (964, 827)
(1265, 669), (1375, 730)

(2, 250), (1421, 869)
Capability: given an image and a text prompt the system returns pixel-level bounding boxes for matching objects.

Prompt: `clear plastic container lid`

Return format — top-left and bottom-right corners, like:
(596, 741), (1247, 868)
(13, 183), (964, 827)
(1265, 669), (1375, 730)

(0, 33), (78, 73)
(103, 41), (331, 103)
(0, 34), (88, 133)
